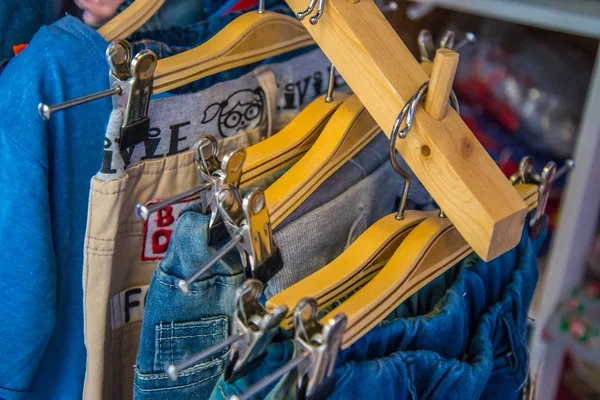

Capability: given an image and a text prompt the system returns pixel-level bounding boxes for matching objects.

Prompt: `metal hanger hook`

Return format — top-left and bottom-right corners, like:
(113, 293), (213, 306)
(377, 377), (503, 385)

(297, 0), (326, 24)
(389, 118), (412, 221)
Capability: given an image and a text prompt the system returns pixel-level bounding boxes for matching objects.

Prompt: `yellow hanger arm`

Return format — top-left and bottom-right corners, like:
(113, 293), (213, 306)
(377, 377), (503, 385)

(98, 0), (165, 42)
(322, 183), (539, 348)
(264, 94), (380, 228)
(268, 211), (436, 329)
(152, 12), (314, 94)
(241, 93), (350, 188)
(283, 0), (527, 261)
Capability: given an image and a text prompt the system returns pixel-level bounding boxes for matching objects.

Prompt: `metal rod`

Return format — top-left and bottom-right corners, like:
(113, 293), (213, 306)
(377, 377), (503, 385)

(406, 3), (435, 21)
(379, 1), (398, 13)
(325, 65), (335, 103)
(38, 86), (122, 120)
(552, 159), (575, 182)
(230, 353), (308, 400)
(258, 0), (265, 13)
(453, 32), (476, 52)
(166, 332), (243, 380)
(135, 182), (213, 221)
(177, 234), (243, 295)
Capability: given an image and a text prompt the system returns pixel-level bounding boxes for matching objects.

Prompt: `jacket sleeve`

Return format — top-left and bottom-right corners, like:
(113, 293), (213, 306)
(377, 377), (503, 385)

(0, 135), (56, 399)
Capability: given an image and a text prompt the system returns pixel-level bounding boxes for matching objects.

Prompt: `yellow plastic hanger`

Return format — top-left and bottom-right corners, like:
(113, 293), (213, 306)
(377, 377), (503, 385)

(263, 94), (380, 228)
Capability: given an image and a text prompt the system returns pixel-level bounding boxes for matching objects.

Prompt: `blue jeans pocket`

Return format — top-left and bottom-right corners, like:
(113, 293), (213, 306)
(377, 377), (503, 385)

(134, 318), (228, 399)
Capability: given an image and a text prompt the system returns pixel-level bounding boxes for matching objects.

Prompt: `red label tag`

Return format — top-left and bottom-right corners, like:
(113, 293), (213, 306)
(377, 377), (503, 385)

(141, 197), (199, 261)
(12, 44), (27, 56)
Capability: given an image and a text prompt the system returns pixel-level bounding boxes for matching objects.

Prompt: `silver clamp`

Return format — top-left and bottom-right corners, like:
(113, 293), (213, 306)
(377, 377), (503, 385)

(38, 40), (156, 151)
(224, 279), (288, 381)
(217, 184), (283, 283)
(510, 156), (574, 237)
(136, 136), (244, 247)
(232, 299), (347, 400)
(176, 183), (282, 294)
(108, 41), (157, 150)
(166, 279), (287, 382)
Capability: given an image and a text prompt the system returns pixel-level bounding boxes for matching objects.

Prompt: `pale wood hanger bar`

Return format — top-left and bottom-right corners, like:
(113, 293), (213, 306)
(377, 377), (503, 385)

(282, 0), (527, 261)
(326, 183), (539, 348)
(152, 12), (314, 94)
(99, 0), (165, 41)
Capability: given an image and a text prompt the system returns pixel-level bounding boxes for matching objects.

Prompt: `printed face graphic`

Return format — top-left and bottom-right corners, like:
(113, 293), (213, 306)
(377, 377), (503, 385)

(201, 88), (266, 137)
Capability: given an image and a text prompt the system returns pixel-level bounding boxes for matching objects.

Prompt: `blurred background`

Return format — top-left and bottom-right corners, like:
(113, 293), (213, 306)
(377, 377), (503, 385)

(2, 0), (599, 398)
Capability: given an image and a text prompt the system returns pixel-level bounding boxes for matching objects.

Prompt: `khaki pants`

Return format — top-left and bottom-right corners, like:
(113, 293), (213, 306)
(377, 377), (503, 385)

(82, 72), (281, 399)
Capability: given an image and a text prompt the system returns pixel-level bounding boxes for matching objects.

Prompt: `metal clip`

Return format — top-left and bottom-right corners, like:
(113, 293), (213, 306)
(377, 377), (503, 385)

(177, 184), (282, 294)
(166, 279), (287, 381)
(218, 184), (283, 283)
(113, 48), (157, 149)
(38, 40), (156, 151)
(224, 279), (288, 382)
(232, 299), (347, 400)
(418, 30), (436, 62)
(136, 137), (244, 245)
(509, 157), (574, 237)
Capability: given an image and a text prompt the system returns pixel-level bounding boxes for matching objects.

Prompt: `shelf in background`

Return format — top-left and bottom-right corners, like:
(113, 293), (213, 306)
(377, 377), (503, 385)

(407, 0), (600, 38)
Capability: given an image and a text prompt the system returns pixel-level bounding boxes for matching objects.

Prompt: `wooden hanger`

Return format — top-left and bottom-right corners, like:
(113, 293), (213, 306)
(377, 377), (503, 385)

(99, 1), (313, 94)
(326, 183), (539, 349)
(268, 211), (435, 329)
(152, 11), (313, 94)
(266, 52), (460, 327)
(282, 0), (527, 261)
(263, 94), (380, 228)
(241, 92), (349, 188)
(98, 0), (165, 42)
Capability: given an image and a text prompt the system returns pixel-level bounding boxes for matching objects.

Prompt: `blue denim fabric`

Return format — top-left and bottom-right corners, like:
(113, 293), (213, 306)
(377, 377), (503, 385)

(128, 8), (316, 95)
(135, 135), (435, 398)
(134, 204), (245, 399)
(0, 0), (63, 60)
(211, 223), (545, 400)
(0, 16), (110, 399)
(119, 0), (226, 32)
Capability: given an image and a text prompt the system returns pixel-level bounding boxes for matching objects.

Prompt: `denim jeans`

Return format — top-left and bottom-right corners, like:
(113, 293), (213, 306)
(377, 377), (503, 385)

(134, 205), (245, 399)
(211, 223), (545, 400)
(127, 8), (316, 95)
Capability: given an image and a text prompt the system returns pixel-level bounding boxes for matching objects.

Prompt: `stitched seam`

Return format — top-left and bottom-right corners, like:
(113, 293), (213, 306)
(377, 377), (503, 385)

(217, 381), (227, 399)
(134, 370), (223, 392)
(136, 359), (224, 380)
(54, 22), (107, 71)
(159, 324), (220, 330)
(156, 324), (223, 331)
(155, 274), (242, 292)
(1, 130), (49, 175)
(87, 232), (143, 241)
(92, 159), (197, 194)
(156, 334), (217, 340)
(170, 322), (174, 365)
